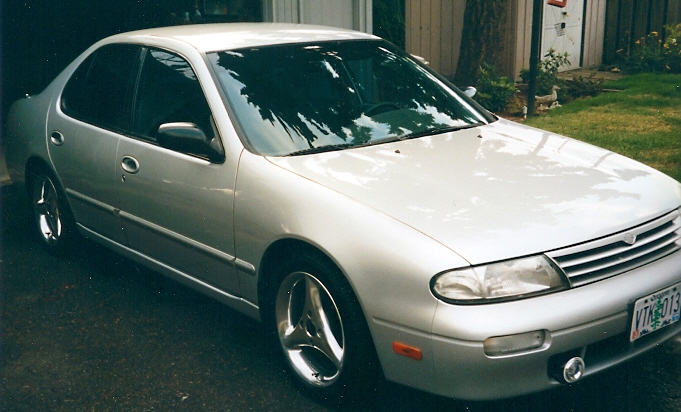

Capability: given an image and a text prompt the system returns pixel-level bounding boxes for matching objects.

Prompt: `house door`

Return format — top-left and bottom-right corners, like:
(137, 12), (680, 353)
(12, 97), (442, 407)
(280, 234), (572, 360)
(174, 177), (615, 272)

(541, 0), (584, 70)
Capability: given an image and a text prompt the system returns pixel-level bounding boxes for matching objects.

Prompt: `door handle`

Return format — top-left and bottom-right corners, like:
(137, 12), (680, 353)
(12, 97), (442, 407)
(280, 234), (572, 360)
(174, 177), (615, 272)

(50, 131), (64, 146)
(121, 156), (140, 174)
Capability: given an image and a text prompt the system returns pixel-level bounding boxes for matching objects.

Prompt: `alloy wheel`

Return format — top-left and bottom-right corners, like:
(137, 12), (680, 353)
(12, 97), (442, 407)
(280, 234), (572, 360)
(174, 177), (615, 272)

(31, 175), (63, 246)
(275, 271), (345, 387)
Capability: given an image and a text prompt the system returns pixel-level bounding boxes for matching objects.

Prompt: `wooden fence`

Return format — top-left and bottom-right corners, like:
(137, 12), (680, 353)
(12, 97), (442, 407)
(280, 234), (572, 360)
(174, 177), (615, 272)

(405, 0), (516, 79)
(604, 0), (681, 63)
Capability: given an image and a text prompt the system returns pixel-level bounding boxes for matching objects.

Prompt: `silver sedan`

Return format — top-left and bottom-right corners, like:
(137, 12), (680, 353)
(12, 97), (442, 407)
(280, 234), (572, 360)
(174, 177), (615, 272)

(5, 23), (681, 401)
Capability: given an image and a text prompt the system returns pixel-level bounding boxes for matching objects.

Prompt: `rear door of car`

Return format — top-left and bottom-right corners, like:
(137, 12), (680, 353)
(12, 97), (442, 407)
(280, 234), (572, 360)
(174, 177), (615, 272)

(115, 47), (239, 294)
(48, 43), (141, 245)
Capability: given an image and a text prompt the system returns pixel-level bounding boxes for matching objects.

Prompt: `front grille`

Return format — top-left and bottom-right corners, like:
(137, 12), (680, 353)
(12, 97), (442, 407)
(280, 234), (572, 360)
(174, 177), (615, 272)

(546, 209), (681, 287)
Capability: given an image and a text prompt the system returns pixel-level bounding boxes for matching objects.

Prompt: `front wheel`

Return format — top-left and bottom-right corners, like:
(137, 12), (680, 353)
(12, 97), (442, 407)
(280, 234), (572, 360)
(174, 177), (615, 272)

(28, 169), (75, 255)
(270, 254), (380, 400)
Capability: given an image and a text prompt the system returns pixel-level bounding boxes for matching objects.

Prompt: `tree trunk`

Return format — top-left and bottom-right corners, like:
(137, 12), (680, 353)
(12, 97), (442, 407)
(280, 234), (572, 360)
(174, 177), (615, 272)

(454, 0), (509, 86)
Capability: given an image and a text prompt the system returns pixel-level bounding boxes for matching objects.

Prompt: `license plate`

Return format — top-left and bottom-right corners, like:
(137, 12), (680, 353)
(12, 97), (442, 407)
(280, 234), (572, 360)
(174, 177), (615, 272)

(630, 282), (681, 342)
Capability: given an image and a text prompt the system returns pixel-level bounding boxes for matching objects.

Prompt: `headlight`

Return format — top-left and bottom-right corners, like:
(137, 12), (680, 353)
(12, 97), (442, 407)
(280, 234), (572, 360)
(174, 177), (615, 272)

(431, 255), (568, 304)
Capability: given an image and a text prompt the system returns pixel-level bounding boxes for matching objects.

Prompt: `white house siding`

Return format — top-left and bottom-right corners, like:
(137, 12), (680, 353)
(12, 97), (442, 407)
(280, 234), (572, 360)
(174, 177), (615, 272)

(277, 0), (300, 22)
(511, 0), (605, 77)
(262, 0), (372, 32)
(303, 1), (353, 29)
(542, 0), (585, 70)
(406, 0), (606, 80)
(513, 0), (534, 79)
(582, 0), (607, 68)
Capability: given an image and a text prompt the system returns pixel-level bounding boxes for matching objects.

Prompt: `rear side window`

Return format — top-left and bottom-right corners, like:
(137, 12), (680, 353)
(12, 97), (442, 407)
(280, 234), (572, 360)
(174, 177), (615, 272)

(61, 44), (140, 131)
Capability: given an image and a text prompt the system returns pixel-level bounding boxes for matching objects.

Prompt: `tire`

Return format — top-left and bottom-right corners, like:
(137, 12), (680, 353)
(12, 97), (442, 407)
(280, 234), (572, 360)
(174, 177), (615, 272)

(269, 253), (380, 401)
(27, 168), (76, 255)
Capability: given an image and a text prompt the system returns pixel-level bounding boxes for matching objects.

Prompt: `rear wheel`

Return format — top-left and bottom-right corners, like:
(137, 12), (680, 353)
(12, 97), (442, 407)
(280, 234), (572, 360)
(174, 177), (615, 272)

(269, 253), (380, 400)
(28, 169), (75, 255)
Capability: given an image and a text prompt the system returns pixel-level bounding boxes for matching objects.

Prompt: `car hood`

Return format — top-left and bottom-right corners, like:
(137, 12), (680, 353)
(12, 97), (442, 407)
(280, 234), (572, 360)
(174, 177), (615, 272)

(268, 119), (681, 265)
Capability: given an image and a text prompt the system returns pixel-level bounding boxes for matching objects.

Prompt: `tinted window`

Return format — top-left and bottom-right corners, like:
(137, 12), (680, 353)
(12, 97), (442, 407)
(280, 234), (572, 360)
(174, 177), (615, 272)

(61, 44), (140, 131)
(133, 49), (213, 141)
(208, 41), (490, 156)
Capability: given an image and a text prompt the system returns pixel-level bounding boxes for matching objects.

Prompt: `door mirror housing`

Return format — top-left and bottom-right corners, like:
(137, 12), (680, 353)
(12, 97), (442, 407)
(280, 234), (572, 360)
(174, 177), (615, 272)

(464, 86), (477, 98)
(157, 122), (224, 162)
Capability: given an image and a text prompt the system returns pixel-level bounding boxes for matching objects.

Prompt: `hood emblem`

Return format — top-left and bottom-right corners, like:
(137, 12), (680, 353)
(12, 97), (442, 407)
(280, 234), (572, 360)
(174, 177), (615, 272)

(622, 232), (637, 245)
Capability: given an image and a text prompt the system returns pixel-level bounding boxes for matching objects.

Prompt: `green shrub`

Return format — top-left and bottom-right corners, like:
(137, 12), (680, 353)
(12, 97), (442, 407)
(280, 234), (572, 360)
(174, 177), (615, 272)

(473, 62), (518, 112)
(520, 49), (570, 95)
(559, 74), (605, 103)
(619, 32), (666, 74)
(618, 24), (681, 74)
(662, 23), (681, 73)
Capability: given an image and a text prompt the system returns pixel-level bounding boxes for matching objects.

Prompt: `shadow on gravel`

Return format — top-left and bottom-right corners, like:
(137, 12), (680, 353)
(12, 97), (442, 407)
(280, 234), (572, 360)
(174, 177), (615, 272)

(1, 183), (680, 412)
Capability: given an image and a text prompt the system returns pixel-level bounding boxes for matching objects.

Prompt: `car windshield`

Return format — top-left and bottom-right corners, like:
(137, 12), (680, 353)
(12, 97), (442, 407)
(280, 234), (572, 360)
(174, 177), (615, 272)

(208, 40), (491, 156)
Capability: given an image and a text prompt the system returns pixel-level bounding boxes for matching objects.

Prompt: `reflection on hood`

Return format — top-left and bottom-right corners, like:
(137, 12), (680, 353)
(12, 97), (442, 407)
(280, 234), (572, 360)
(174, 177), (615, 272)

(269, 119), (681, 264)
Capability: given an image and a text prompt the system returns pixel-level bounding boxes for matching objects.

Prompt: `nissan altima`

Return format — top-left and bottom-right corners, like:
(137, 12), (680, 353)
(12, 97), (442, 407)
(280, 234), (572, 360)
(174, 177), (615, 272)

(5, 23), (681, 401)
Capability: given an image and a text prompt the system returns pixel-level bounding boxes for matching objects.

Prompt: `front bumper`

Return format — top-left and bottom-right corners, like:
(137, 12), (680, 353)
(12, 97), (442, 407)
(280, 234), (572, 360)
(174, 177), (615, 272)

(373, 248), (681, 400)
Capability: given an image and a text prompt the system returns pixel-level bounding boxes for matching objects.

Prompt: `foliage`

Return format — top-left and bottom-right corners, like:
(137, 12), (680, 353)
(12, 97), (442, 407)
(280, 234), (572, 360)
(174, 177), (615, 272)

(520, 49), (571, 95)
(518, 49), (604, 105)
(504, 93), (527, 116)
(617, 24), (681, 74)
(559, 73), (605, 103)
(525, 73), (681, 182)
(662, 23), (681, 73)
(619, 31), (666, 73)
(473, 63), (518, 112)
(373, 0), (405, 49)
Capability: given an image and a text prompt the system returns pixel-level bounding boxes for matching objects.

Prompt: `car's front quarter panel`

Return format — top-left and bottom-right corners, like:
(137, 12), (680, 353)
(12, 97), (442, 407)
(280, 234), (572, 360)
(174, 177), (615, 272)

(233, 150), (472, 388)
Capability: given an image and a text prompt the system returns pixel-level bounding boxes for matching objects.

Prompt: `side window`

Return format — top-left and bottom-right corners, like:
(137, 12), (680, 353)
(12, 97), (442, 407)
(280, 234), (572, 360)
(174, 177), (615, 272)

(133, 49), (214, 141)
(61, 44), (140, 131)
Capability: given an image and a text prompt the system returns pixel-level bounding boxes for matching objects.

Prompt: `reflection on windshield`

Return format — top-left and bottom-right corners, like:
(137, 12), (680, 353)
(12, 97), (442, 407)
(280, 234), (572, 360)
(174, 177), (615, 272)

(208, 40), (490, 156)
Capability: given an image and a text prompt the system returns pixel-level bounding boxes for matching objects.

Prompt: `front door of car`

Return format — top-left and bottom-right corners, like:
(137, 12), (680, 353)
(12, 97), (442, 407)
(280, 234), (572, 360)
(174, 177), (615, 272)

(116, 48), (239, 293)
(47, 44), (141, 245)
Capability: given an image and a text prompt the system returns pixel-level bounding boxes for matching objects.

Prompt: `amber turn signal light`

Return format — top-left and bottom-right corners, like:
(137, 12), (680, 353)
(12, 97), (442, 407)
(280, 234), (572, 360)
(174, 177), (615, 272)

(393, 341), (423, 360)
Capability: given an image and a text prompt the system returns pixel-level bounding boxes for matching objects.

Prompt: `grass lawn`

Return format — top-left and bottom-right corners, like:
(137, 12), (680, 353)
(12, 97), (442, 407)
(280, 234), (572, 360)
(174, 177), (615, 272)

(523, 73), (681, 182)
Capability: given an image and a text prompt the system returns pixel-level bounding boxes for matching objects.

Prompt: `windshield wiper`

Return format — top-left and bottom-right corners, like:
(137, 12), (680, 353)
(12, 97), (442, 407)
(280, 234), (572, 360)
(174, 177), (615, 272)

(285, 124), (482, 156)
(285, 137), (400, 156)
(286, 143), (360, 156)
(399, 123), (482, 140)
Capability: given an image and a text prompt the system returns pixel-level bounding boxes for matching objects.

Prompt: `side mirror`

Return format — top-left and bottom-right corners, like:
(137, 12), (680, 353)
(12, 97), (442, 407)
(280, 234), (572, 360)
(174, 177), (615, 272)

(411, 55), (430, 66)
(157, 122), (223, 162)
(464, 86), (477, 98)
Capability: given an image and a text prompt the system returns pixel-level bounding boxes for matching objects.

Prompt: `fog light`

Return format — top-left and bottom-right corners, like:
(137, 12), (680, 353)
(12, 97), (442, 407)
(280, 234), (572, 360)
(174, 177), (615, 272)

(562, 357), (585, 383)
(483, 330), (546, 356)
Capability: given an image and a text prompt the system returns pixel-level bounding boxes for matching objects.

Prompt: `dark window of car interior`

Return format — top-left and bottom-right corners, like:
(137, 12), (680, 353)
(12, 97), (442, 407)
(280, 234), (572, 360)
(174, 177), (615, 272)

(133, 48), (214, 142)
(61, 44), (140, 131)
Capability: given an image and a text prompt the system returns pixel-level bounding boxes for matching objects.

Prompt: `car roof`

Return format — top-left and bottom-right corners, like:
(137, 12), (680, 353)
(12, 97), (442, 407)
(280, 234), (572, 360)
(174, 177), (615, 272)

(107, 23), (378, 53)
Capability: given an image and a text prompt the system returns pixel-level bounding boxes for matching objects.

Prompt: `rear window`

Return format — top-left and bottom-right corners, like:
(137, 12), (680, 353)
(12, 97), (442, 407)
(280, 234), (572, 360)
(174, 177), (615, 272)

(61, 44), (140, 131)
